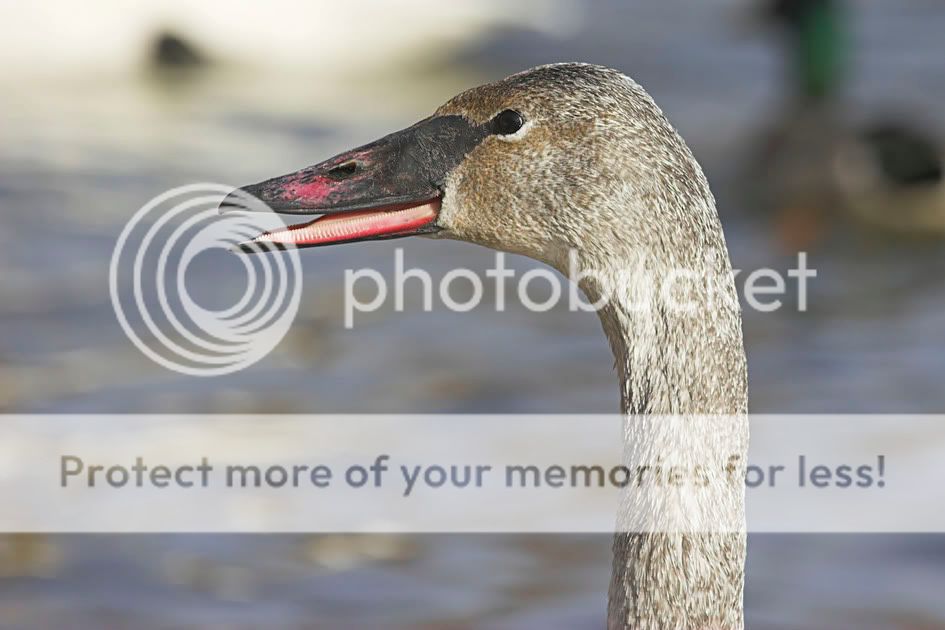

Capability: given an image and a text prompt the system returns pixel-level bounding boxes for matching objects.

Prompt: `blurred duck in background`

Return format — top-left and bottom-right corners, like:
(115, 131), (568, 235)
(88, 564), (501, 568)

(756, 0), (945, 245)
(0, 0), (573, 79)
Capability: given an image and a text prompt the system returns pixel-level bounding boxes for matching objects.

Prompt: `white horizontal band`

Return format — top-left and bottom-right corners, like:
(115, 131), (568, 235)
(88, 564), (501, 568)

(0, 414), (939, 533)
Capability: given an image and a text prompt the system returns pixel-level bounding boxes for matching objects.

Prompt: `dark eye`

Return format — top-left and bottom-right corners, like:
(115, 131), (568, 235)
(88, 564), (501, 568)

(492, 109), (524, 135)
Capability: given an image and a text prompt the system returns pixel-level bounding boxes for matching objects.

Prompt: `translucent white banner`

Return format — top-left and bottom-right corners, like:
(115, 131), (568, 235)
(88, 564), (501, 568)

(0, 414), (941, 533)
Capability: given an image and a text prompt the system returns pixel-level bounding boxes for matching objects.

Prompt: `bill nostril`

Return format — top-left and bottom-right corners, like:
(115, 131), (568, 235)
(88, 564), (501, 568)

(327, 160), (360, 179)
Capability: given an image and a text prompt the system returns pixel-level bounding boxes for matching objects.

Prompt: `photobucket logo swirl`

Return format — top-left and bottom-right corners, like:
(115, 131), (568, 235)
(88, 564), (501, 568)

(109, 183), (302, 376)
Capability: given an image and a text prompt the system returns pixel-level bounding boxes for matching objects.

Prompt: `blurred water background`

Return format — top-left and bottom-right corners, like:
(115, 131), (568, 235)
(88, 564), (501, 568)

(1, 0), (945, 627)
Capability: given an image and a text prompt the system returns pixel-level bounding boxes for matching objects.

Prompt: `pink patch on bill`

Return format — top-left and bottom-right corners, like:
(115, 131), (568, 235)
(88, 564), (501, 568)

(277, 178), (335, 205)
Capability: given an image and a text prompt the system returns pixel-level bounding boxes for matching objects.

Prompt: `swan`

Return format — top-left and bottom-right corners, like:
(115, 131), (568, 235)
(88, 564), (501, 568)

(226, 63), (749, 630)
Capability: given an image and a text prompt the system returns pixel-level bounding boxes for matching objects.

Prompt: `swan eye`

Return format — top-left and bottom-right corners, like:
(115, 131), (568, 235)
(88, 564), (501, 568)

(492, 109), (525, 135)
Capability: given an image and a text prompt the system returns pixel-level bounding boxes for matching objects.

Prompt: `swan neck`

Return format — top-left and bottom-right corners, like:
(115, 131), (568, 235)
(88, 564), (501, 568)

(589, 259), (748, 630)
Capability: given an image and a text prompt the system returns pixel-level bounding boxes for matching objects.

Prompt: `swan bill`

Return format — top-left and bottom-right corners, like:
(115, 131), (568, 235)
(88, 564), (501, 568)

(222, 114), (491, 251)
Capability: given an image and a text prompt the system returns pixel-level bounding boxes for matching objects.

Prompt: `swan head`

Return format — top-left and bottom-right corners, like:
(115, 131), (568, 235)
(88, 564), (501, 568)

(226, 63), (718, 275)
(223, 63), (747, 422)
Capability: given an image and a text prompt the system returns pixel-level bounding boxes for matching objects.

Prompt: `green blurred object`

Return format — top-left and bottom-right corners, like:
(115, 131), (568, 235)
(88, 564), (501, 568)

(770, 0), (848, 102)
(797, 0), (845, 100)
